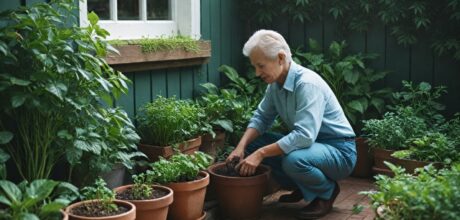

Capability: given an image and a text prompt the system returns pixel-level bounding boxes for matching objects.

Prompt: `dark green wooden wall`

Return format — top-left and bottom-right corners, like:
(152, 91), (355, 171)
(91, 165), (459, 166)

(1, 0), (459, 117)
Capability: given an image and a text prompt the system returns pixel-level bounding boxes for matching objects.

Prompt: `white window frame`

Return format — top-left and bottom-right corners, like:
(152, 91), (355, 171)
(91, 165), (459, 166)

(79, 0), (200, 40)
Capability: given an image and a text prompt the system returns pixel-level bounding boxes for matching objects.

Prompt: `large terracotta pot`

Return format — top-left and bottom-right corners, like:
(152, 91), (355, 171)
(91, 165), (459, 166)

(165, 171), (209, 220)
(200, 131), (226, 159)
(372, 148), (396, 176)
(207, 163), (271, 220)
(66, 200), (136, 220)
(138, 136), (202, 162)
(114, 185), (173, 220)
(351, 137), (373, 178)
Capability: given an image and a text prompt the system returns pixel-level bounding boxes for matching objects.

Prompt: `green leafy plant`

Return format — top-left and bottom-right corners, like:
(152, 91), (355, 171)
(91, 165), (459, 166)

(392, 132), (459, 164)
(362, 107), (427, 150)
(388, 81), (447, 126)
(0, 1), (138, 181)
(137, 96), (211, 146)
(0, 149), (9, 180)
(148, 152), (213, 184)
(294, 39), (392, 127)
(109, 35), (200, 53)
(81, 178), (118, 213)
(362, 162), (460, 219)
(131, 173), (153, 200)
(0, 179), (79, 220)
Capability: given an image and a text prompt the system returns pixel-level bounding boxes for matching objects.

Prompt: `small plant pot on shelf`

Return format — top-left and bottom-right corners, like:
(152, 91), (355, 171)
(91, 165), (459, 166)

(200, 131), (226, 159)
(207, 162), (271, 220)
(138, 136), (202, 162)
(66, 200), (136, 220)
(350, 137), (373, 178)
(372, 148), (396, 177)
(114, 185), (173, 220)
(165, 171), (210, 220)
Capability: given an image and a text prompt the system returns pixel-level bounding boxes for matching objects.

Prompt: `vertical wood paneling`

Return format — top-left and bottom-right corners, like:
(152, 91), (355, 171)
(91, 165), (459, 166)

(26, 0), (45, 6)
(304, 21), (323, 51)
(151, 70), (167, 99)
(385, 31), (411, 89)
(117, 73), (135, 119)
(0, 1), (21, 10)
(289, 21), (306, 50)
(200, 0), (211, 84)
(208, 0), (221, 86)
(411, 38), (434, 84)
(134, 71), (151, 112)
(167, 68), (181, 97)
(434, 57), (460, 116)
(180, 68), (194, 99)
(193, 66), (207, 96)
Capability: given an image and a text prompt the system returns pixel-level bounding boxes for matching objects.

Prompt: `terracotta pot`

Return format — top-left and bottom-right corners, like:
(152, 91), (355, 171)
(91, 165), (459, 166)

(66, 200), (136, 220)
(62, 210), (69, 220)
(200, 131), (226, 159)
(138, 136), (202, 162)
(114, 185), (173, 220)
(351, 137), (373, 178)
(165, 171), (209, 220)
(372, 148), (396, 176)
(207, 163), (271, 220)
(391, 157), (444, 174)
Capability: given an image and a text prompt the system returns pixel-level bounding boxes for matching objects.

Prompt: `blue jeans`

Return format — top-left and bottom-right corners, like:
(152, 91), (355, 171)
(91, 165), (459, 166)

(246, 132), (356, 201)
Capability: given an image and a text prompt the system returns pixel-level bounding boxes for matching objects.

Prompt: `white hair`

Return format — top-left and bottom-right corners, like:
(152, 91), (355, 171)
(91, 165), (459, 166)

(242, 29), (292, 63)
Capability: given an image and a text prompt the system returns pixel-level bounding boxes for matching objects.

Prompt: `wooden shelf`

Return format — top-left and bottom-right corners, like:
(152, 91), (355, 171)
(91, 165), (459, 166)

(105, 40), (211, 72)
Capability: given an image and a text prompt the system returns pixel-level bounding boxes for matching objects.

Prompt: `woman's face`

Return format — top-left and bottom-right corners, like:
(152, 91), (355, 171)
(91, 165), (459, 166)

(249, 47), (285, 84)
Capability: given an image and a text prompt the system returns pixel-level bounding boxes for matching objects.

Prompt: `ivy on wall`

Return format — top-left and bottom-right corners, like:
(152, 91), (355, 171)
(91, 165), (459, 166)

(239, 0), (460, 60)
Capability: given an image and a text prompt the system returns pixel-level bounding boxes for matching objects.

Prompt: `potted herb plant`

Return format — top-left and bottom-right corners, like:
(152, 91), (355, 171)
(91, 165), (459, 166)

(148, 152), (213, 220)
(0, 179), (79, 220)
(114, 173), (173, 220)
(66, 178), (135, 220)
(362, 107), (427, 176)
(207, 157), (271, 220)
(136, 96), (210, 162)
(363, 163), (460, 219)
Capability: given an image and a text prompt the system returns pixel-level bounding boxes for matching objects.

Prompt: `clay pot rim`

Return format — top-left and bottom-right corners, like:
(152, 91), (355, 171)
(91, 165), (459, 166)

(65, 199), (136, 219)
(113, 184), (173, 204)
(207, 162), (271, 180)
(197, 211), (207, 220)
(166, 170), (210, 189)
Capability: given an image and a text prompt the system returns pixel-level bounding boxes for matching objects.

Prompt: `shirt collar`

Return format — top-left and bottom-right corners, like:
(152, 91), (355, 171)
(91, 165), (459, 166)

(281, 61), (299, 92)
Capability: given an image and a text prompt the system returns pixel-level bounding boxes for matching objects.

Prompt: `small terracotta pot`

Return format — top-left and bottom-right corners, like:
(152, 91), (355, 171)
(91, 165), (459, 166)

(114, 185), (173, 220)
(372, 148), (396, 176)
(391, 157), (444, 174)
(138, 136), (202, 162)
(207, 163), (271, 220)
(165, 171), (210, 220)
(66, 199), (136, 220)
(351, 137), (373, 178)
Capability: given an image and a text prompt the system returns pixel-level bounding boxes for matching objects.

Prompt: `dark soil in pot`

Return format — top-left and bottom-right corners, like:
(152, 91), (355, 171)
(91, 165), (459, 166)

(214, 157), (264, 177)
(116, 187), (169, 200)
(70, 203), (129, 217)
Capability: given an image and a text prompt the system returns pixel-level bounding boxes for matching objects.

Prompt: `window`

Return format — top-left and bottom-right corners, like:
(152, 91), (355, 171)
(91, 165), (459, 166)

(79, 0), (200, 40)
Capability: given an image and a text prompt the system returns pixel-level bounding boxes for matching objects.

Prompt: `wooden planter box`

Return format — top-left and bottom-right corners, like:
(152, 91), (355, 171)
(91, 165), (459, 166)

(138, 136), (202, 162)
(105, 41), (211, 72)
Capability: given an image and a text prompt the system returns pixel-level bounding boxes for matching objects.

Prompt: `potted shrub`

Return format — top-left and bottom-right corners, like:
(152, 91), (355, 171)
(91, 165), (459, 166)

(0, 179), (79, 220)
(363, 163), (460, 219)
(207, 157), (271, 220)
(148, 152), (213, 220)
(66, 178), (135, 220)
(362, 107), (427, 176)
(136, 96), (209, 162)
(0, 1), (138, 182)
(114, 173), (173, 220)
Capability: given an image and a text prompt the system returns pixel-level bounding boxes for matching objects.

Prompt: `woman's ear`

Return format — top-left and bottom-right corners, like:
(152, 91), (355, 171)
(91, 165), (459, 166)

(278, 52), (285, 65)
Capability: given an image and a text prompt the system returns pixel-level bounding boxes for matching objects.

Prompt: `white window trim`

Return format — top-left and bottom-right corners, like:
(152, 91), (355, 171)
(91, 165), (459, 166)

(79, 0), (200, 40)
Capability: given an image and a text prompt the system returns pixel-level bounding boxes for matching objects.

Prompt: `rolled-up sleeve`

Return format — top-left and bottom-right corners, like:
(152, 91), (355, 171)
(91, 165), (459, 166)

(277, 83), (326, 154)
(247, 86), (278, 134)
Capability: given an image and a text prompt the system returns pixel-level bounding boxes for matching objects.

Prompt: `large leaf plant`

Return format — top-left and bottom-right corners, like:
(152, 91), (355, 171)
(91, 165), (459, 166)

(0, 1), (142, 182)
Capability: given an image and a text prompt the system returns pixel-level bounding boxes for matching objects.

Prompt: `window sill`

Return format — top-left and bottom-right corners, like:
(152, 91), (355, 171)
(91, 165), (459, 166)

(105, 40), (211, 72)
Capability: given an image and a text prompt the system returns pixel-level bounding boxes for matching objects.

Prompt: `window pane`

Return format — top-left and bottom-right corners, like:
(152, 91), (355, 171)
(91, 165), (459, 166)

(147, 0), (170, 20)
(88, 0), (110, 20)
(118, 0), (139, 20)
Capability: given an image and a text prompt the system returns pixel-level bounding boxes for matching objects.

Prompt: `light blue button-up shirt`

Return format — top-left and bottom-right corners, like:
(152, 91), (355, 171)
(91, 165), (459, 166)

(247, 61), (355, 154)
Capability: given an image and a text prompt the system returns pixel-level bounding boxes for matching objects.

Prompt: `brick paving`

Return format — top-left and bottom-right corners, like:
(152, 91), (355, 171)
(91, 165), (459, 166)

(206, 177), (376, 220)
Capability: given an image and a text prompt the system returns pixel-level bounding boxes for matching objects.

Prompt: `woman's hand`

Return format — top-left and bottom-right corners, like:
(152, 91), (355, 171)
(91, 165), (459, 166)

(236, 150), (264, 176)
(226, 146), (245, 163)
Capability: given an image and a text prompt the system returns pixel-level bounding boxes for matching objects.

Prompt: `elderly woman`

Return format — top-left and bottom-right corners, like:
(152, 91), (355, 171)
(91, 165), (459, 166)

(226, 29), (357, 219)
